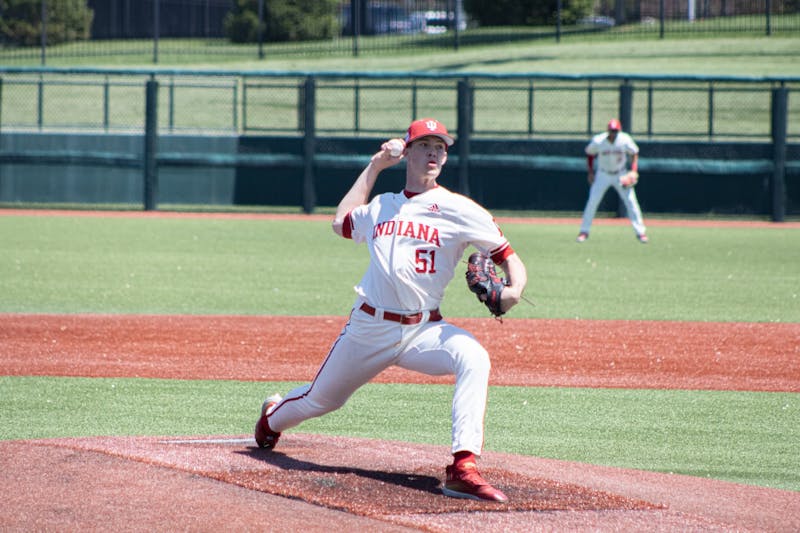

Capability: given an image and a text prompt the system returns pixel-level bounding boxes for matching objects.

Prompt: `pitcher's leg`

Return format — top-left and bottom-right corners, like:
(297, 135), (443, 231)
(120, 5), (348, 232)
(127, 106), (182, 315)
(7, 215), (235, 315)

(267, 316), (398, 433)
(397, 322), (490, 455)
(398, 321), (507, 502)
(449, 343), (491, 455)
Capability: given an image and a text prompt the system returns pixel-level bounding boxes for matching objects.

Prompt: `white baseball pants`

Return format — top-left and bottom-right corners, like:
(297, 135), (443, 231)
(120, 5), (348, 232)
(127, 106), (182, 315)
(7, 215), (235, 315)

(580, 169), (646, 236)
(266, 303), (491, 455)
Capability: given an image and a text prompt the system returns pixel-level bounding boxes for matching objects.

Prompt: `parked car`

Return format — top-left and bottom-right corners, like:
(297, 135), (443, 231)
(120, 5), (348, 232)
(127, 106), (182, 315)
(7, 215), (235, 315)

(410, 8), (468, 34)
(577, 15), (616, 27)
(340, 3), (414, 35)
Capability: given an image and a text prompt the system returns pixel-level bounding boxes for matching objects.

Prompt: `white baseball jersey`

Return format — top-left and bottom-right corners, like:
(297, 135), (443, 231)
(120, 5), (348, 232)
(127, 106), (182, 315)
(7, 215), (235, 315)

(343, 185), (512, 312)
(585, 131), (639, 174)
(266, 184), (515, 457)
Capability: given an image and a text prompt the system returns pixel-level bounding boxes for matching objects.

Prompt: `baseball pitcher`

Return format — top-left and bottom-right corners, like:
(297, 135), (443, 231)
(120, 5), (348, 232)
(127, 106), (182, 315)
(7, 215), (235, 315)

(254, 118), (528, 503)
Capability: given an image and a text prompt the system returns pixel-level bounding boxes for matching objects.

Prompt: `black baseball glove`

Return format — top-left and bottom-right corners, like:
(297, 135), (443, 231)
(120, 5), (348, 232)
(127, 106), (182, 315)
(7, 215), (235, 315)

(465, 252), (506, 317)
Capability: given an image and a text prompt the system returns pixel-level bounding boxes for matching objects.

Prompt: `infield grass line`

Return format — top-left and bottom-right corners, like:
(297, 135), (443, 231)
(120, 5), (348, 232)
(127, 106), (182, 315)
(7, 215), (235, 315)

(1, 376), (797, 493)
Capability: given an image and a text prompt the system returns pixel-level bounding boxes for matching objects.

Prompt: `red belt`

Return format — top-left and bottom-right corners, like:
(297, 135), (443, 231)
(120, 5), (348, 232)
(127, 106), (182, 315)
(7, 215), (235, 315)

(360, 303), (442, 325)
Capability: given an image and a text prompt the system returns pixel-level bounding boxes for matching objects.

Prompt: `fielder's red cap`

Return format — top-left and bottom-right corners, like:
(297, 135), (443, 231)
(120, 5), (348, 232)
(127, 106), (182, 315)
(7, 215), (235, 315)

(405, 118), (454, 147)
(607, 118), (622, 131)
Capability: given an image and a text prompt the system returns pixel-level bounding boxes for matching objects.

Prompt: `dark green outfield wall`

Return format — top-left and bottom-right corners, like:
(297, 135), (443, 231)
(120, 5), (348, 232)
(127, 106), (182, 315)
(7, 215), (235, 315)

(1, 133), (797, 216)
(0, 133), (238, 205)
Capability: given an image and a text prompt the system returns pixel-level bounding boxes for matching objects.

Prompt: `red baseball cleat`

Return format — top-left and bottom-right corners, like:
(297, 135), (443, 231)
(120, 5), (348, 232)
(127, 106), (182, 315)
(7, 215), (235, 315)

(442, 462), (508, 502)
(254, 394), (282, 449)
(637, 233), (649, 243)
(576, 232), (589, 243)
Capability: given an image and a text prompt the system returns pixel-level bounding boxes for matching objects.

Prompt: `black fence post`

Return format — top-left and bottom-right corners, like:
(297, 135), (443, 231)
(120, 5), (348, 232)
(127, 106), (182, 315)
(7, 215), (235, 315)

(257, 0), (265, 59)
(619, 80), (633, 131)
(153, 0), (160, 64)
(144, 78), (159, 211)
(556, 0), (562, 43)
(615, 0), (625, 25)
(770, 86), (787, 222)
(302, 77), (317, 214)
(457, 78), (473, 199)
(452, 0), (461, 51)
(618, 80), (634, 218)
(37, 75), (44, 130)
(352, 0), (360, 57)
(766, 0), (772, 36)
(40, 0), (47, 65)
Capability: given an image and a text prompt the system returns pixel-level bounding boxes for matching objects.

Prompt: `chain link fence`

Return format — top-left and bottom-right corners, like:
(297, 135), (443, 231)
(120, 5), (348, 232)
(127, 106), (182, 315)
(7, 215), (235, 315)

(0, 69), (797, 142)
(0, 0), (798, 63)
(1, 68), (797, 217)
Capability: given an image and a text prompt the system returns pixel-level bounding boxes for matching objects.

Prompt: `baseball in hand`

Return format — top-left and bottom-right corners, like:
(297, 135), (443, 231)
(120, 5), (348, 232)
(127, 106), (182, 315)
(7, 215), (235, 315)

(387, 139), (405, 157)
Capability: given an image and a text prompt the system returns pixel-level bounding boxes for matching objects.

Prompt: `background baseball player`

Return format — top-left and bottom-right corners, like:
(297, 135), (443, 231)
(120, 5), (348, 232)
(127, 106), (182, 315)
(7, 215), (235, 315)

(255, 118), (528, 503)
(577, 119), (648, 243)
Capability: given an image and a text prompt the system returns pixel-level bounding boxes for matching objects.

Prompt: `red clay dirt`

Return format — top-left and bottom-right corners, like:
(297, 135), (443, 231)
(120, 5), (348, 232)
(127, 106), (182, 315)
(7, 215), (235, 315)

(1, 314), (798, 392)
(2, 312), (799, 532)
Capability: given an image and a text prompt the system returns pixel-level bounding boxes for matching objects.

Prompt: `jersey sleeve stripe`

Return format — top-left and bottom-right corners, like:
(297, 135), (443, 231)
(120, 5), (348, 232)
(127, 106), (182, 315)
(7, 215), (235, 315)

(490, 242), (513, 264)
(342, 212), (354, 239)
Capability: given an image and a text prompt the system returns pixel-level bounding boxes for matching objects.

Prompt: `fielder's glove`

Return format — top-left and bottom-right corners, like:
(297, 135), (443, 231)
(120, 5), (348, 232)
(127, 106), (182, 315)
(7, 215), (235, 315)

(465, 252), (506, 317)
(620, 171), (639, 188)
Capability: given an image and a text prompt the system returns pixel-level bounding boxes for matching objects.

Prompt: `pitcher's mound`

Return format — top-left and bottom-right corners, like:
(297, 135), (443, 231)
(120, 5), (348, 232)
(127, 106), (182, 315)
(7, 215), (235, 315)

(3, 434), (797, 531)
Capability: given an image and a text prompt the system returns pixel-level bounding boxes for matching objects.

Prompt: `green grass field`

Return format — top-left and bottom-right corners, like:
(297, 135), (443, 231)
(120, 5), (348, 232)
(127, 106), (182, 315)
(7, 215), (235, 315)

(1, 215), (797, 321)
(3, 30), (799, 78)
(0, 214), (798, 492)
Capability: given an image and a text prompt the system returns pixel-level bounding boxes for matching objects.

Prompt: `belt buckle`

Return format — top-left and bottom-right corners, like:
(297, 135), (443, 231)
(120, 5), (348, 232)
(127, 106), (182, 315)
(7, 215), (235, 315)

(401, 312), (422, 325)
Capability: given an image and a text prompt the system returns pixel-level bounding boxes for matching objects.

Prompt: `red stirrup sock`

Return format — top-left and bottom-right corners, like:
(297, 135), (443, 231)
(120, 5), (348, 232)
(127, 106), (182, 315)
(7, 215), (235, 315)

(453, 451), (476, 468)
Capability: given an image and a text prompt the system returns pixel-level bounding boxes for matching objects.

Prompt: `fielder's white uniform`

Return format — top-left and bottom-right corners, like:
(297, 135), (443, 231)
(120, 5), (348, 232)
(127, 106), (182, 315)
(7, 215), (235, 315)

(580, 130), (646, 236)
(265, 185), (514, 455)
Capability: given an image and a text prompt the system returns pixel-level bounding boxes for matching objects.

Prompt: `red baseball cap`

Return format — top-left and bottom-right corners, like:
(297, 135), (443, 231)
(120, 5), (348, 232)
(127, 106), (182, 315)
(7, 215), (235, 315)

(405, 118), (454, 147)
(607, 118), (622, 131)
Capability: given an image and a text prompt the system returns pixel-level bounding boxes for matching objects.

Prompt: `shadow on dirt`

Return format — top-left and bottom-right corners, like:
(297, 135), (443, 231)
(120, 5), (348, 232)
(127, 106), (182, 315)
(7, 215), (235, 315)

(238, 447), (443, 495)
